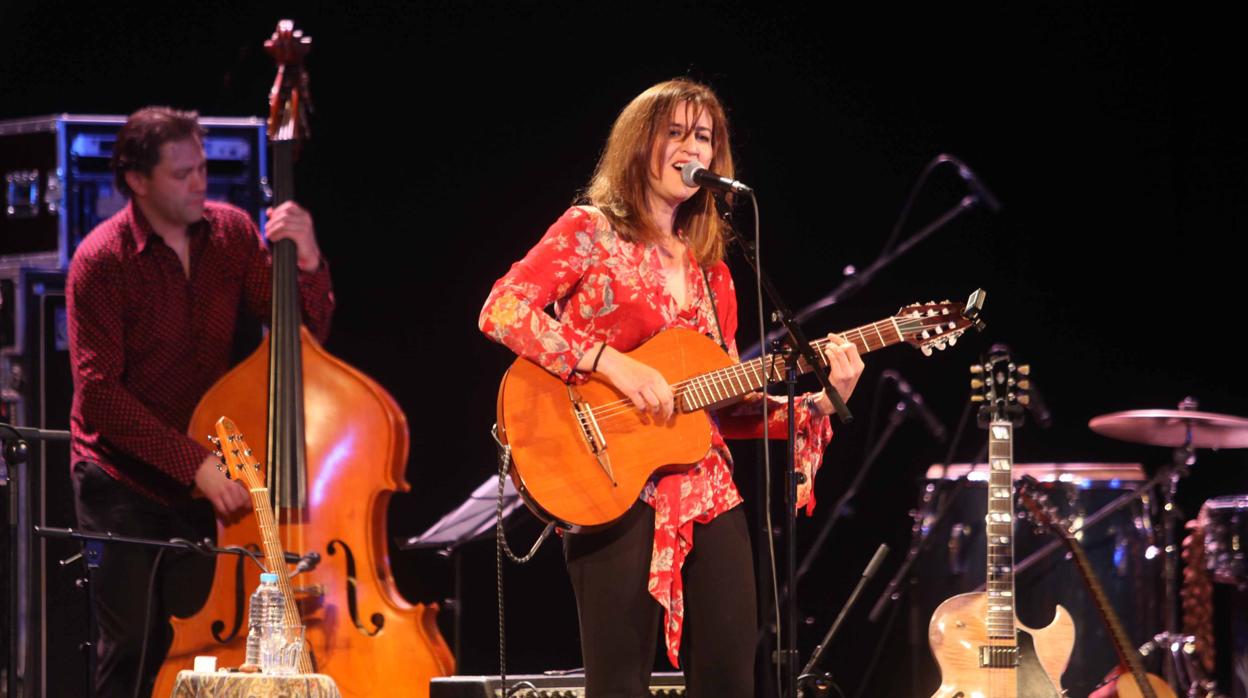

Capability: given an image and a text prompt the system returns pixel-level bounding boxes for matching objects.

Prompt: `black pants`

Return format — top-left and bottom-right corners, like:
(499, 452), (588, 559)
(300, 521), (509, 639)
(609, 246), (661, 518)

(71, 462), (214, 698)
(565, 501), (757, 698)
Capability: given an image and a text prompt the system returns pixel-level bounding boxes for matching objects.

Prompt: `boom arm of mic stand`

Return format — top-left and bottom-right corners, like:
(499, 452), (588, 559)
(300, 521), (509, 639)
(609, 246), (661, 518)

(35, 525), (308, 573)
(797, 405), (906, 582)
(728, 223), (850, 422)
(746, 196), (981, 358)
(868, 475), (973, 622)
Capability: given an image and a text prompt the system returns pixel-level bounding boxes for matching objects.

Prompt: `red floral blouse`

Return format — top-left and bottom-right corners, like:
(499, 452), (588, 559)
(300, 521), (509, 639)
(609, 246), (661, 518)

(479, 206), (832, 666)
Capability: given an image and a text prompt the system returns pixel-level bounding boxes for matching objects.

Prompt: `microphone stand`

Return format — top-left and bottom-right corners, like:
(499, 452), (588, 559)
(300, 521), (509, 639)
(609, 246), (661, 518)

(796, 401), (908, 583)
(1, 423), (70, 698)
(797, 544), (889, 697)
(741, 154), (997, 360)
(716, 196), (847, 698)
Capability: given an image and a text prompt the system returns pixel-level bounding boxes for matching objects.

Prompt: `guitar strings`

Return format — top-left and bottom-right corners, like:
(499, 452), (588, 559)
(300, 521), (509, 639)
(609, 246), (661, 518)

(574, 319), (919, 425)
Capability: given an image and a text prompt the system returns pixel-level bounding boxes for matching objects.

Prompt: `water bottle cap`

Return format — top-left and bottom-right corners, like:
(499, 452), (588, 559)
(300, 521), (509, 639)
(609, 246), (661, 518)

(260, 572), (278, 583)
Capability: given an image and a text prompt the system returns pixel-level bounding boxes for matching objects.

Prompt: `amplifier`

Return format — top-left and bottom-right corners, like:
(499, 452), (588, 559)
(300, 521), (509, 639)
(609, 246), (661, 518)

(0, 114), (267, 268)
(430, 673), (686, 698)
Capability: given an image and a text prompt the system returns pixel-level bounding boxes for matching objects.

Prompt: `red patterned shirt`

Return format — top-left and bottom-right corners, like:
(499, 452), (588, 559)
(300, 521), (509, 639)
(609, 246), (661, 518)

(67, 200), (334, 503)
(479, 206), (832, 666)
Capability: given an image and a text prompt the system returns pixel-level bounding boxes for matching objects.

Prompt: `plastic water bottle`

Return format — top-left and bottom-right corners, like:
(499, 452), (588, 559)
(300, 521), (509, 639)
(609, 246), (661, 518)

(244, 572), (285, 669)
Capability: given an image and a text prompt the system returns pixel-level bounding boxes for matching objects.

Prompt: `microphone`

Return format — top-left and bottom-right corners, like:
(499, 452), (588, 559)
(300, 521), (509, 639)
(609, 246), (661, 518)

(680, 160), (753, 195)
(883, 370), (947, 442)
(937, 153), (1001, 211)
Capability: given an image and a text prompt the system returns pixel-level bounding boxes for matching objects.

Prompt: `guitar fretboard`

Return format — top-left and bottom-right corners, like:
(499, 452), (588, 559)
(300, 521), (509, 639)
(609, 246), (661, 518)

(678, 317), (905, 412)
(986, 420), (1017, 643)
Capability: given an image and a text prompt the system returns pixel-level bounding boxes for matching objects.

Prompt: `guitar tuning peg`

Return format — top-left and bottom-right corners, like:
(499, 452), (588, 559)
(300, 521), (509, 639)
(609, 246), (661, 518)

(1018, 394), (1032, 406)
(970, 364), (984, 375)
(1017, 379), (1031, 390)
(244, 449), (254, 458)
(936, 340), (947, 351)
(921, 346), (933, 357)
(213, 450), (223, 459)
(970, 394), (985, 402)
(207, 435), (220, 445)
(948, 336), (957, 346)
(934, 326), (943, 335)
(920, 330), (930, 339)
(971, 378), (984, 390)
(941, 308), (950, 315)
(1017, 364), (1031, 376)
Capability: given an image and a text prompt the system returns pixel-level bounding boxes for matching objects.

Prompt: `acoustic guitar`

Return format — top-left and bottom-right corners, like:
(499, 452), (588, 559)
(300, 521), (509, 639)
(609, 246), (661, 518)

(1016, 476), (1176, 698)
(927, 349), (1074, 697)
(210, 416), (313, 674)
(496, 289), (985, 528)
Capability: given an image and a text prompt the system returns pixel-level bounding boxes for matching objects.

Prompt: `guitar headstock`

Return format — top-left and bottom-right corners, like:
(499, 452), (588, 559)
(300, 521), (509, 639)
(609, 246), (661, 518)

(896, 288), (987, 356)
(264, 19), (313, 148)
(1015, 475), (1067, 534)
(209, 416), (265, 492)
(970, 344), (1029, 426)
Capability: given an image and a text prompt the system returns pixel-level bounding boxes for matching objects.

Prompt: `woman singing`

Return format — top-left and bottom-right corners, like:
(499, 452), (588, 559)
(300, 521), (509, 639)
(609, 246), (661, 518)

(479, 78), (864, 698)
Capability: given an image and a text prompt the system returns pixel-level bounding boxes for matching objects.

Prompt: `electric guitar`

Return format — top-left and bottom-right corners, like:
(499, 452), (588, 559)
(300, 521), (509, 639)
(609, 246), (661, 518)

(927, 349), (1074, 697)
(1017, 476), (1176, 698)
(496, 289), (985, 528)
(210, 416), (313, 673)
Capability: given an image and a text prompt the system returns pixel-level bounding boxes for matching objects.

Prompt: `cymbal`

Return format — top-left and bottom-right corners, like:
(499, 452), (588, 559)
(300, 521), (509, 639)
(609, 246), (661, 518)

(1089, 409), (1248, 449)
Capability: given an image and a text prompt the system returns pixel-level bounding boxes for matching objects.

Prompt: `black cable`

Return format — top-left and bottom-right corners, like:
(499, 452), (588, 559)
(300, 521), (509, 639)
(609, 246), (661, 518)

(131, 547), (166, 698)
(491, 425), (554, 698)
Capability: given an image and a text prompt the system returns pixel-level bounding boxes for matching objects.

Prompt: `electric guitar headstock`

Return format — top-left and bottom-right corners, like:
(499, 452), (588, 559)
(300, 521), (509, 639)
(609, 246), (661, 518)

(896, 288), (986, 356)
(970, 343), (1029, 426)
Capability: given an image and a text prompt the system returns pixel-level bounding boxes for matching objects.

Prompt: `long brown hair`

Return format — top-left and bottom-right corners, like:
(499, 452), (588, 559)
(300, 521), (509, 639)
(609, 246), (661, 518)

(584, 79), (734, 266)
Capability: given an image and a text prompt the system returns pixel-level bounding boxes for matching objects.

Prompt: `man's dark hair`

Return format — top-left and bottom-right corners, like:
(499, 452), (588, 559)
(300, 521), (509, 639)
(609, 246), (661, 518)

(111, 107), (206, 197)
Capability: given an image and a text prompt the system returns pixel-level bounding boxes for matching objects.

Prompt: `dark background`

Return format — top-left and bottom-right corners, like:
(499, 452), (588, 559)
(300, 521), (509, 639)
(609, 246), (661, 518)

(3, 2), (1245, 696)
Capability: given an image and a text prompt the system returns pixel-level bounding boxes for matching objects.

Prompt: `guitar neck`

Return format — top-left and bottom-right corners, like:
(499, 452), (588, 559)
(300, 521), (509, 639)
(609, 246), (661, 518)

(985, 419), (1017, 643)
(1061, 530), (1156, 696)
(249, 487), (313, 673)
(678, 316), (904, 412)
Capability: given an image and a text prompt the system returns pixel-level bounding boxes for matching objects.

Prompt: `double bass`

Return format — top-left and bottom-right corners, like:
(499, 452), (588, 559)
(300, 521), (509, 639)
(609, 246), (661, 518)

(153, 20), (453, 697)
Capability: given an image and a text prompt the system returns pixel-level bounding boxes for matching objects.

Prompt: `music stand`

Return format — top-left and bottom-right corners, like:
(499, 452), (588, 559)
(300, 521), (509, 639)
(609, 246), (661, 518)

(399, 474), (527, 664)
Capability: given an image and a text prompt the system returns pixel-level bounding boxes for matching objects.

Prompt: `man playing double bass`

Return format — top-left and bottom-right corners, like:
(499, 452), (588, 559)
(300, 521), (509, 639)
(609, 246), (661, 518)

(66, 106), (333, 698)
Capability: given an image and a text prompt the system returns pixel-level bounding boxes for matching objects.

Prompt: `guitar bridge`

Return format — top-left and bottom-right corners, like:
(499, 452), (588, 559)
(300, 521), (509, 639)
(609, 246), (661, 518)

(978, 645), (1019, 668)
(568, 387), (616, 486)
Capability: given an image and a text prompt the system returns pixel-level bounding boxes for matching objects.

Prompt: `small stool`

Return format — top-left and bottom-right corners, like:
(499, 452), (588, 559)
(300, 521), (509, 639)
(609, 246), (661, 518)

(170, 669), (342, 698)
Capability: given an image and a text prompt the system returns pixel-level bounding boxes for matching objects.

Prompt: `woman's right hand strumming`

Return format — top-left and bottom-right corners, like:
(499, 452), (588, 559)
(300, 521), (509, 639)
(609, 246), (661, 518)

(581, 343), (675, 421)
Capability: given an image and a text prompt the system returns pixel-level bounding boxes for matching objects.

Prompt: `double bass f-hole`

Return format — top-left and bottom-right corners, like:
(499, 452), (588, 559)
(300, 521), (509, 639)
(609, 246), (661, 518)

(212, 542), (262, 644)
(327, 539), (384, 636)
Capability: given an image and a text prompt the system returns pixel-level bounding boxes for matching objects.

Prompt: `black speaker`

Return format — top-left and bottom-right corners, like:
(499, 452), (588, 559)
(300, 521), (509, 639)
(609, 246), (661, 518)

(430, 673), (686, 698)
(2, 268), (82, 698)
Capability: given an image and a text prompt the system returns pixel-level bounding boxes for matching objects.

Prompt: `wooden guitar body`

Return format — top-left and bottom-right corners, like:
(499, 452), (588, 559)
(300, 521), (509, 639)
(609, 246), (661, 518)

(498, 328), (731, 528)
(1096, 669), (1175, 698)
(928, 592), (1074, 698)
(497, 292), (986, 528)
